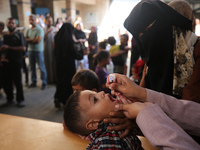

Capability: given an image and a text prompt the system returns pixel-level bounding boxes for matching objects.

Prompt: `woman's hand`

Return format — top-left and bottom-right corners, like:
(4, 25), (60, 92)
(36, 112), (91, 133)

(104, 111), (135, 138)
(78, 135), (89, 141)
(106, 74), (147, 102)
(115, 102), (152, 119)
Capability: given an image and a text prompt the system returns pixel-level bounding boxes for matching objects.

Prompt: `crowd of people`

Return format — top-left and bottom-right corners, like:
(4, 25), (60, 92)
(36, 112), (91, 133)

(0, 13), (135, 108)
(0, 0), (200, 149)
(64, 0), (200, 149)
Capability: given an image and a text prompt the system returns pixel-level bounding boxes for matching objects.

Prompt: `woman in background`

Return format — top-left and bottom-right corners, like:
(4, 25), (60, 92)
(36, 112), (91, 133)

(88, 26), (98, 71)
(54, 23), (76, 108)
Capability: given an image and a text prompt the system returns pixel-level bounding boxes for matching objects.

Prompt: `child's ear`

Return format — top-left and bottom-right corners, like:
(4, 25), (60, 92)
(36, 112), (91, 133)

(86, 119), (99, 130)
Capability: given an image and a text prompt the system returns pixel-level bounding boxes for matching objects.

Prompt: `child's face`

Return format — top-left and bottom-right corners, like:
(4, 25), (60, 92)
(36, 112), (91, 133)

(131, 68), (138, 79)
(84, 48), (89, 55)
(79, 90), (118, 121)
(104, 57), (110, 65)
(120, 36), (128, 45)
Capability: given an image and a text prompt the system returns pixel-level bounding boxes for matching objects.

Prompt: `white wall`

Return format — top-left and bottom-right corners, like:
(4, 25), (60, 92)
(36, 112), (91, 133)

(0, 0), (11, 24)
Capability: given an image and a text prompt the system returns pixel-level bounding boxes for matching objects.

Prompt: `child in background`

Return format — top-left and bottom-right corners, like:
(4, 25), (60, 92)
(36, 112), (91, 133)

(71, 69), (100, 92)
(108, 36), (128, 74)
(80, 47), (89, 70)
(130, 59), (146, 85)
(129, 65), (139, 85)
(94, 51), (110, 93)
(94, 40), (114, 74)
(64, 90), (143, 150)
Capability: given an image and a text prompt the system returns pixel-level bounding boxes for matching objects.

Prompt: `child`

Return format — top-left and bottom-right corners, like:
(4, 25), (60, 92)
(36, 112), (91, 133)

(64, 90), (143, 150)
(130, 59), (145, 85)
(108, 36), (128, 74)
(71, 69), (100, 92)
(94, 40), (114, 74)
(80, 47), (89, 70)
(93, 51), (110, 93)
(129, 65), (139, 85)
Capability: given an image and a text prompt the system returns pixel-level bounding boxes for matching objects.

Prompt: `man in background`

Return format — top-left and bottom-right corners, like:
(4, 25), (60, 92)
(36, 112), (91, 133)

(25, 14), (47, 90)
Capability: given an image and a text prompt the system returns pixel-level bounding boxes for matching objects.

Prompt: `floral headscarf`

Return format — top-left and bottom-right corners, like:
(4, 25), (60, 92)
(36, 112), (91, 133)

(169, 0), (198, 97)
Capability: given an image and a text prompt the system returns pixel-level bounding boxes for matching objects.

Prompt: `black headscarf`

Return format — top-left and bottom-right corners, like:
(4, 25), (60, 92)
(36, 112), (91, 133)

(54, 23), (75, 59)
(124, 0), (192, 95)
(73, 28), (86, 40)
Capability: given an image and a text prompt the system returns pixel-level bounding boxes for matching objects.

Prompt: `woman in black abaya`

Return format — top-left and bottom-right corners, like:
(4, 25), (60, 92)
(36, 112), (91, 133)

(54, 23), (76, 108)
(124, 0), (194, 98)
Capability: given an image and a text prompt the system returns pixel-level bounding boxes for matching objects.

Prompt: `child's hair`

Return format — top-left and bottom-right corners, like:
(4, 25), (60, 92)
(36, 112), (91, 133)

(0, 22), (5, 29)
(107, 36), (116, 46)
(99, 41), (107, 49)
(71, 69), (100, 91)
(64, 91), (90, 136)
(121, 34), (129, 41)
(93, 50), (110, 67)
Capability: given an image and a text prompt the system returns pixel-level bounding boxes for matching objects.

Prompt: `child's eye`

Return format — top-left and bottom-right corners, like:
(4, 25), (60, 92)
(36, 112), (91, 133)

(94, 97), (98, 104)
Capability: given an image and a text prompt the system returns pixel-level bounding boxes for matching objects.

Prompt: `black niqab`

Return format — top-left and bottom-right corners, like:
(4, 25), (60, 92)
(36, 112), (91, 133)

(124, 0), (192, 95)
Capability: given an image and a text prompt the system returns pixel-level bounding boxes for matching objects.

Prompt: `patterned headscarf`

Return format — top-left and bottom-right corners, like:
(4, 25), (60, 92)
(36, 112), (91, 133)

(169, 0), (198, 97)
(168, 0), (195, 32)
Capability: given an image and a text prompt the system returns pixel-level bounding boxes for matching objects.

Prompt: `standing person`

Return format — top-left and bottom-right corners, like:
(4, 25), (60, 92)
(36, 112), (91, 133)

(0, 22), (5, 98)
(79, 47), (89, 70)
(88, 26), (98, 71)
(54, 23), (76, 108)
(73, 23), (86, 44)
(119, 34), (130, 75)
(0, 22), (4, 47)
(65, 15), (71, 24)
(73, 23), (86, 70)
(55, 18), (63, 31)
(38, 14), (46, 28)
(108, 36), (128, 74)
(25, 14), (47, 90)
(124, 0), (199, 99)
(94, 51), (110, 93)
(44, 16), (57, 84)
(0, 18), (26, 107)
(74, 16), (84, 31)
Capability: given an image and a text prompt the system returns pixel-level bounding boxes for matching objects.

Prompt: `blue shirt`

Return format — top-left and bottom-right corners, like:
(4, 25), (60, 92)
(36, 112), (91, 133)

(25, 25), (44, 51)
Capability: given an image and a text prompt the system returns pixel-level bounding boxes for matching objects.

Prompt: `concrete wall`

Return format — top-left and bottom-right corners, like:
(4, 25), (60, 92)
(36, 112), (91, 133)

(17, 0), (32, 27)
(76, 0), (110, 29)
(0, 0), (11, 23)
(53, 0), (66, 23)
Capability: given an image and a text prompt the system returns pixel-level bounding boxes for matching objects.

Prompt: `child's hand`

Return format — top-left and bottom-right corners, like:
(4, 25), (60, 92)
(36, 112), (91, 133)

(103, 111), (133, 138)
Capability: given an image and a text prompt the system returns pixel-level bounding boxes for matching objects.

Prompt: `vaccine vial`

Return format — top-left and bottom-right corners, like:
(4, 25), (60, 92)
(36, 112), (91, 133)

(109, 74), (116, 83)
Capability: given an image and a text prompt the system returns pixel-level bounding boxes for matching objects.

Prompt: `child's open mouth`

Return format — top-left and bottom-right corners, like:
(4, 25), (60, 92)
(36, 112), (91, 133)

(108, 94), (123, 103)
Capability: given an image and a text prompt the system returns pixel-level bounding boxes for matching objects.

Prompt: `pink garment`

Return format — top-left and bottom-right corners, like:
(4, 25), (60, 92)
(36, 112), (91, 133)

(136, 89), (200, 149)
